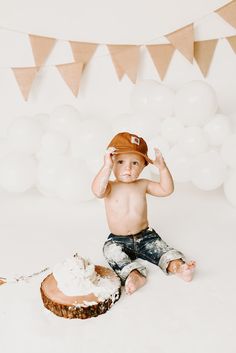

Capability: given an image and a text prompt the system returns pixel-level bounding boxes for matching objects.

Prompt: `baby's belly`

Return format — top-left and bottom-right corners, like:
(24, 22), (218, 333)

(106, 208), (148, 235)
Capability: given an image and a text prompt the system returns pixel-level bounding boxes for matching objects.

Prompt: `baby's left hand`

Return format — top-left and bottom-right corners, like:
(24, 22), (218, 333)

(153, 148), (166, 170)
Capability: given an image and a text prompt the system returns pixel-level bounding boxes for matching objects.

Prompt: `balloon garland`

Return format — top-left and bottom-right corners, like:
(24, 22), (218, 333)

(0, 80), (235, 206)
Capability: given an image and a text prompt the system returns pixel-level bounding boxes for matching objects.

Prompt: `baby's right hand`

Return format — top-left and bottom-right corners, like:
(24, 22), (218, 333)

(104, 147), (116, 168)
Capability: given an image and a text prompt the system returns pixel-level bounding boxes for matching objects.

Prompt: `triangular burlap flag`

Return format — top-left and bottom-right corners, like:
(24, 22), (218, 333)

(56, 62), (84, 97)
(166, 23), (194, 63)
(216, 0), (236, 29)
(69, 42), (97, 67)
(108, 45), (140, 83)
(29, 34), (56, 67)
(107, 45), (125, 80)
(12, 67), (38, 100)
(227, 35), (236, 54)
(194, 39), (218, 77)
(147, 44), (175, 80)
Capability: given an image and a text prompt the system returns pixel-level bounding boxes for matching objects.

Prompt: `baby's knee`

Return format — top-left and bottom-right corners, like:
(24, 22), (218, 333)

(103, 241), (127, 263)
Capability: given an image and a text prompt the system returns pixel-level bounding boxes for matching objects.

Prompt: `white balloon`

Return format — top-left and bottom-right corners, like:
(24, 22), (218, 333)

(55, 160), (94, 202)
(165, 145), (192, 183)
(220, 133), (236, 168)
(191, 150), (226, 191)
(146, 135), (170, 174)
(174, 81), (218, 126)
(33, 113), (50, 131)
(179, 127), (208, 156)
(204, 114), (231, 146)
(131, 113), (162, 139)
(49, 105), (82, 138)
(229, 112), (236, 133)
(0, 153), (36, 192)
(112, 113), (161, 140)
(146, 135), (170, 160)
(161, 117), (185, 145)
(37, 131), (69, 159)
(37, 156), (71, 196)
(111, 114), (135, 135)
(0, 139), (14, 159)
(224, 170), (236, 207)
(130, 80), (174, 118)
(7, 116), (43, 154)
(71, 119), (111, 160)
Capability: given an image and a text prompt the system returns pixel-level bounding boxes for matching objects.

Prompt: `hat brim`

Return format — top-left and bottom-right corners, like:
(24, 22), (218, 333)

(113, 150), (153, 165)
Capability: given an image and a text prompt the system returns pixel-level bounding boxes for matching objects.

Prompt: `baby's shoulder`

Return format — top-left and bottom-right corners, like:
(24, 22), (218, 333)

(137, 178), (150, 186)
(131, 179), (150, 191)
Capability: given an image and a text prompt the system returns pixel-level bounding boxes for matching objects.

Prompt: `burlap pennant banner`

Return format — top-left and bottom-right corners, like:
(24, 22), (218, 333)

(216, 0), (236, 29)
(12, 67), (38, 100)
(108, 45), (140, 83)
(56, 62), (84, 97)
(227, 35), (236, 54)
(194, 39), (218, 77)
(4, 1), (236, 100)
(29, 34), (56, 67)
(69, 42), (98, 68)
(166, 23), (194, 63)
(147, 44), (175, 80)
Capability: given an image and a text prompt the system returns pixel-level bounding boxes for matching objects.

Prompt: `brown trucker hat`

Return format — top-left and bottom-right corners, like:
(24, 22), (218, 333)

(107, 132), (153, 165)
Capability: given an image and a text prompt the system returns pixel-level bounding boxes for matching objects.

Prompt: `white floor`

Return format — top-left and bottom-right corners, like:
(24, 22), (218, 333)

(0, 183), (236, 353)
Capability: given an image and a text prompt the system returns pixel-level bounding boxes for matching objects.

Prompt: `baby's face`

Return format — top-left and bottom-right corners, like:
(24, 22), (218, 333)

(112, 153), (145, 183)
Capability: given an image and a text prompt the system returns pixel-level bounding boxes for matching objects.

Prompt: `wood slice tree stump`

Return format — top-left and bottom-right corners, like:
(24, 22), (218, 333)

(40, 265), (121, 319)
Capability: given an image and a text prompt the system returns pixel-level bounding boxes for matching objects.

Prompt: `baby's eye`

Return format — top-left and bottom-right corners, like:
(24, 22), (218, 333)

(132, 161), (139, 166)
(117, 160), (123, 164)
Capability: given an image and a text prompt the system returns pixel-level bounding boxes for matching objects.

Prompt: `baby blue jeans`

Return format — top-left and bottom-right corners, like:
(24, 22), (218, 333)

(103, 227), (185, 283)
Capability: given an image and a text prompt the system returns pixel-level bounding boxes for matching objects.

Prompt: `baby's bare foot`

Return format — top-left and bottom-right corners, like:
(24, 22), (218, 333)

(125, 270), (146, 295)
(175, 261), (196, 282)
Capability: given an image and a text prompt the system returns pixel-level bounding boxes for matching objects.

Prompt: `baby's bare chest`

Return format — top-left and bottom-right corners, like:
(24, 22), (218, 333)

(105, 182), (147, 212)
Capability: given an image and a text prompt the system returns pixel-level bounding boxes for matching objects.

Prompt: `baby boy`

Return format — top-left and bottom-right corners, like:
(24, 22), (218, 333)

(92, 132), (195, 295)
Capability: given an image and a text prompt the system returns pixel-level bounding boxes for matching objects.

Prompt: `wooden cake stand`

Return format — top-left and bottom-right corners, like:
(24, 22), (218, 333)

(40, 265), (121, 319)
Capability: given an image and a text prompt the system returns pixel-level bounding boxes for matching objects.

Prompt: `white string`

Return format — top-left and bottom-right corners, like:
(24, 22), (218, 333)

(0, 35), (234, 71)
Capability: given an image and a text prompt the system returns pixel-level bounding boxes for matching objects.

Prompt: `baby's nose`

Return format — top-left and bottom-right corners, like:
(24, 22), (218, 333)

(124, 164), (131, 171)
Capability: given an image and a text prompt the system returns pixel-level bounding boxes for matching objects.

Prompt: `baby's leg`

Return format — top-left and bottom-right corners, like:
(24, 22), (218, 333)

(136, 228), (195, 281)
(103, 239), (147, 294)
(167, 259), (196, 282)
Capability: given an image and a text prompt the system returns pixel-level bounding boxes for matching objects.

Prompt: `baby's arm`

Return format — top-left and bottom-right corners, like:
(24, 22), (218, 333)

(91, 147), (116, 198)
(146, 148), (174, 197)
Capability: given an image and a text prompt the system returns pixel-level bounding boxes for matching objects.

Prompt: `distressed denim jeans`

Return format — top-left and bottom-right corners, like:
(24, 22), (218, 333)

(103, 227), (185, 283)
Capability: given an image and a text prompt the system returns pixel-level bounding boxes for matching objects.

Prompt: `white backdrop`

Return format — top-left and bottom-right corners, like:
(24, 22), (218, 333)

(0, 0), (231, 42)
(0, 0), (236, 136)
(1, 4), (236, 352)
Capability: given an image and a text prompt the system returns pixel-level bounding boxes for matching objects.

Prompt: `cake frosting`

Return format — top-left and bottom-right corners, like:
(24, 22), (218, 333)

(53, 253), (120, 301)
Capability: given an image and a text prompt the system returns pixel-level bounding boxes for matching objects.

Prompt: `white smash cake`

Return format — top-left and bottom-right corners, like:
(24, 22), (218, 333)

(40, 253), (121, 318)
(53, 253), (120, 300)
